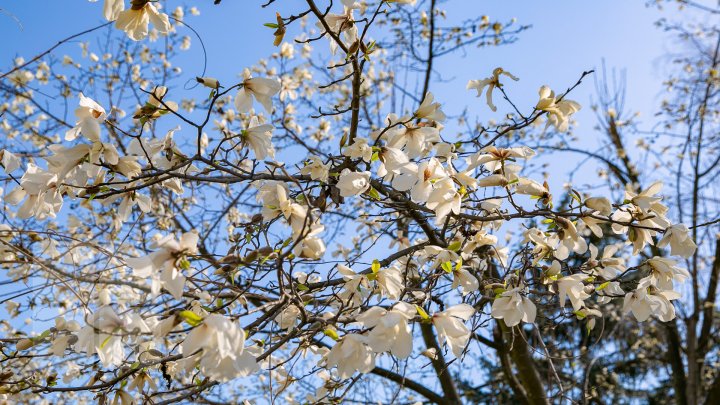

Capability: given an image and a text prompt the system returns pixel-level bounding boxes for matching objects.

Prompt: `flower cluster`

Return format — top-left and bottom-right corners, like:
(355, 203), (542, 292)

(0, 1), (704, 403)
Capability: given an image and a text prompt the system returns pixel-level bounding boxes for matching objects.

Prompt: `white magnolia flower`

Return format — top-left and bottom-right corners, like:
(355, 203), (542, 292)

(300, 156), (331, 183)
(66, 93), (107, 142)
(153, 315), (178, 338)
(596, 280), (624, 304)
(42, 144), (90, 186)
(235, 70), (281, 113)
(242, 116), (275, 160)
(625, 181), (664, 212)
(476, 173), (510, 188)
(657, 224), (697, 258)
(584, 243), (626, 280)
(466, 145), (535, 172)
(423, 245), (459, 270)
(452, 268), (480, 295)
(584, 196), (613, 216)
(182, 314), (258, 381)
(101, 0), (124, 21)
(493, 246), (510, 266)
(611, 207), (668, 255)
(377, 147), (411, 178)
(275, 305), (301, 330)
(523, 228), (559, 263)
(575, 307), (603, 332)
(90, 141), (120, 166)
(371, 113), (405, 142)
(5, 164), (61, 220)
(535, 85), (581, 132)
(394, 157), (447, 203)
(293, 233), (327, 260)
(342, 137), (373, 162)
(426, 177), (461, 224)
(481, 162), (521, 186)
(51, 317), (82, 356)
(111, 157), (142, 180)
(7, 69), (34, 87)
(541, 260), (562, 285)
(136, 86), (178, 121)
(554, 217), (588, 260)
(480, 197), (503, 212)
(109, 191), (152, 229)
(127, 371), (158, 394)
(434, 141), (457, 159)
(125, 230), (199, 299)
(337, 264), (370, 306)
(315, 0), (359, 55)
(415, 92), (446, 122)
(112, 0), (172, 41)
(491, 286), (536, 327)
(580, 215), (606, 238)
(432, 304), (475, 358)
(623, 277), (679, 322)
(0, 150), (21, 173)
(355, 302), (415, 358)
(324, 333), (376, 378)
(452, 168), (479, 190)
(466, 67), (519, 112)
(256, 181), (301, 223)
(515, 178), (548, 198)
(387, 124), (440, 158)
(557, 273), (590, 311)
(646, 257), (690, 290)
(375, 265), (404, 300)
(336, 169), (371, 197)
(462, 229), (498, 257)
(50, 334), (74, 357)
(75, 306), (133, 367)
(196, 76), (220, 89)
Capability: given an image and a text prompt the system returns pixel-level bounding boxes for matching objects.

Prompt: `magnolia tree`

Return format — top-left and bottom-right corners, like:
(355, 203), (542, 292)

(0, 0), (717, 404)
